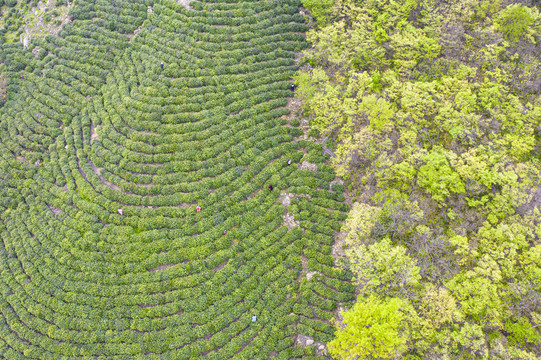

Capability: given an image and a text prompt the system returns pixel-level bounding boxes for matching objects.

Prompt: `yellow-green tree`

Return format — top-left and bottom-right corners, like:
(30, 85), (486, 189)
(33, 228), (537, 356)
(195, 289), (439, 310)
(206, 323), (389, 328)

(328, 295), (408, 360)
(495, 4), (537, 42)
(301, 0), (334, 25)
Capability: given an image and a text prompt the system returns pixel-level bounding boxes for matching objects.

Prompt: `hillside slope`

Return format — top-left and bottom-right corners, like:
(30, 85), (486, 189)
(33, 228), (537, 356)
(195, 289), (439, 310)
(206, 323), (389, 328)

(0, 0), (354, 358)
(297, 0), (541, 358)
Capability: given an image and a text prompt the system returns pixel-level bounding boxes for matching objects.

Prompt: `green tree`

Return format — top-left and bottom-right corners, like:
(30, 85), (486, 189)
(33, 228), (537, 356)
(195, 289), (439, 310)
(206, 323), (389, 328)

(506, 317), (541, 346)
(328, 295), (408, 360)
(346, 237), (421, 296)
(301, 0), (334, 25)
(417, 147), (465, 203)
(496, 4), (536, 42)
(341, 202), (381, 245)
(446, 255), (507, 328)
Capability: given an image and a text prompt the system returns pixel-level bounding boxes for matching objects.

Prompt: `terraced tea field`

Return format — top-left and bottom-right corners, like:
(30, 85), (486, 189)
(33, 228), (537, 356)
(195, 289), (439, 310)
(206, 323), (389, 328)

(0, 0), (355, 358)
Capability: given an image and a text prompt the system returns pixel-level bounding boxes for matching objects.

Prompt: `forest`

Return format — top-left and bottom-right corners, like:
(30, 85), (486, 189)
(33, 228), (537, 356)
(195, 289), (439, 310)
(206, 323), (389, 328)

(298, 0), (541, 359)
(0, 0), (539, 359)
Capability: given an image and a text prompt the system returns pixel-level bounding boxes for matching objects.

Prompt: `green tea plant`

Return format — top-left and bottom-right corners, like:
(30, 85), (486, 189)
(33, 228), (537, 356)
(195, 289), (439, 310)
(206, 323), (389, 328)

(0, 0), (353, 358)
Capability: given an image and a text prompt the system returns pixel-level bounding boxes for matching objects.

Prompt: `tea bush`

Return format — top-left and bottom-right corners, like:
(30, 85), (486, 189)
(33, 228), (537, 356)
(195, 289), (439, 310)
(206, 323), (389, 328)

(0, 0), (353, 358)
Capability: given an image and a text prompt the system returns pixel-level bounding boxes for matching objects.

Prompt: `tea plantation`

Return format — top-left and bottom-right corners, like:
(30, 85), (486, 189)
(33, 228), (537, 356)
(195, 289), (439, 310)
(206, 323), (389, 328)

(0, 0), (355, 358)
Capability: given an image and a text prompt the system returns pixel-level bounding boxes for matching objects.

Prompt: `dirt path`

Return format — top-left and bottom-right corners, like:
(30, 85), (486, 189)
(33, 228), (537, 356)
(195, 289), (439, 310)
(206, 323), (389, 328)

(177, 0), (193, 10)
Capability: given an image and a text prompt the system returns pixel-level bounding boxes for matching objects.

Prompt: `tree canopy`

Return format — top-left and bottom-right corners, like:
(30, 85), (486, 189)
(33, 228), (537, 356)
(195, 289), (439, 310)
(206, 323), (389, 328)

(299, 0), (541, 358)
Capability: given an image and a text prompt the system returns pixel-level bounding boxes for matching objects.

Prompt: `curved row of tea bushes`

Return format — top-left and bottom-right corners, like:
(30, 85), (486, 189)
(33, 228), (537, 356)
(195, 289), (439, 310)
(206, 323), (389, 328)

(0, 0), (354, 358)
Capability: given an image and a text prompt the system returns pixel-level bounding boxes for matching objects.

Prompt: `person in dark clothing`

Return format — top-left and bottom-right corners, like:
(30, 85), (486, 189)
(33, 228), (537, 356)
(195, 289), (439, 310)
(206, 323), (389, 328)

(268, 185), (273, 191)
(161, 62), (164, 70)
(291, 84), (295, 91)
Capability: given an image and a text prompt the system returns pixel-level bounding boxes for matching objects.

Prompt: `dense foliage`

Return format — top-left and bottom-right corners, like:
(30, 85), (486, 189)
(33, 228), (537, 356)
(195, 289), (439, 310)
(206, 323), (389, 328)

(298, 0), (541, 358)
(0, 0), (355, 358)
